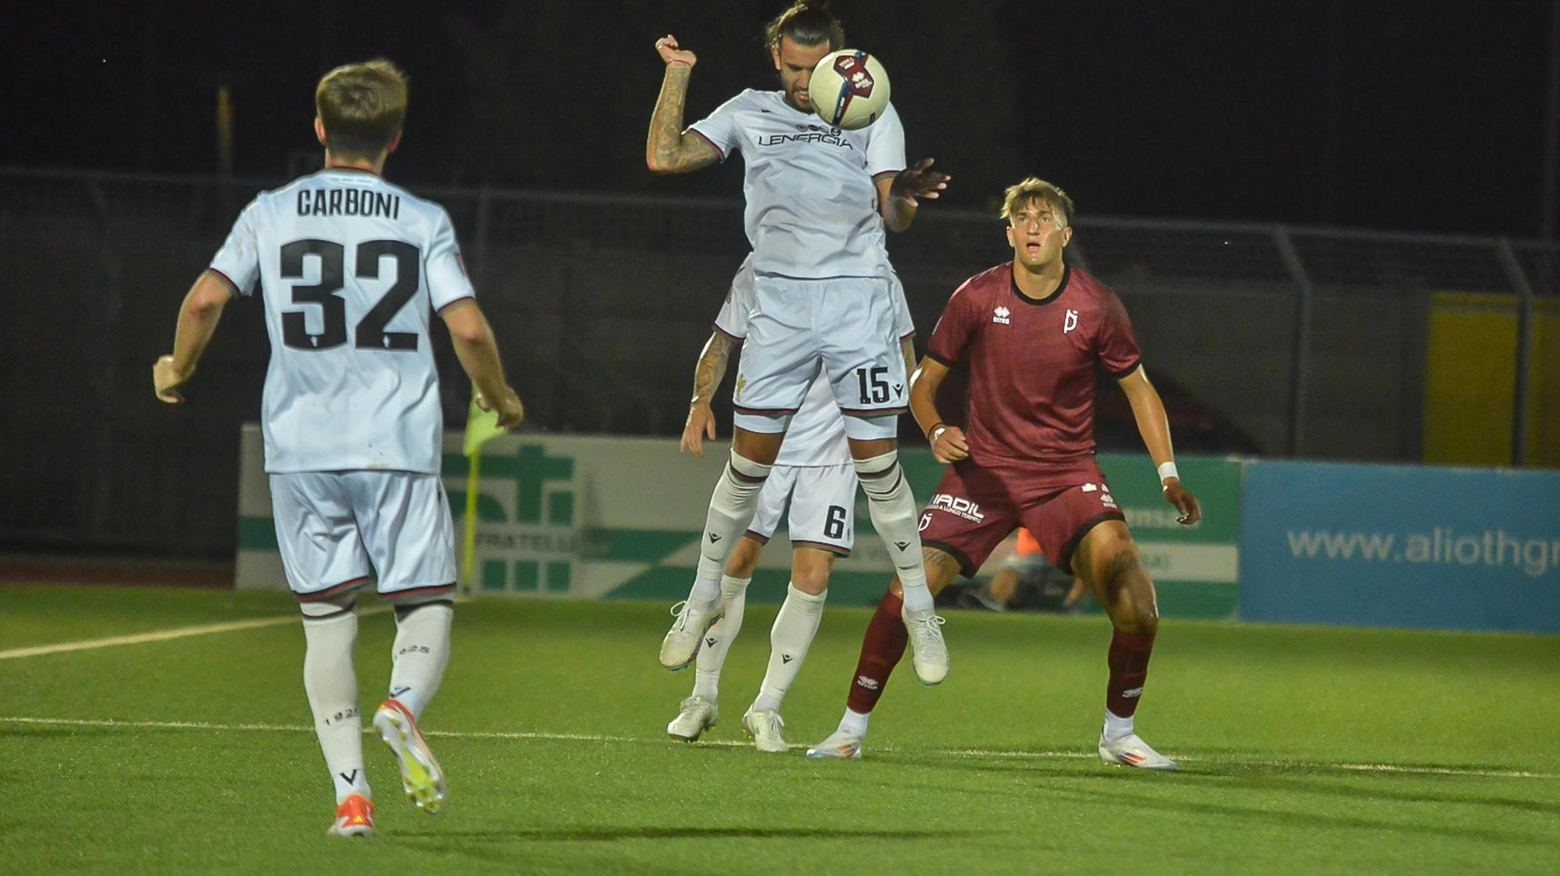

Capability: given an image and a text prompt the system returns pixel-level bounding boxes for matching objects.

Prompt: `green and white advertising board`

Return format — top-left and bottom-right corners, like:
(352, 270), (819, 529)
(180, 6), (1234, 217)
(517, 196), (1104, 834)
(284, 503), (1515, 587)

(236, 426), (1241, 618)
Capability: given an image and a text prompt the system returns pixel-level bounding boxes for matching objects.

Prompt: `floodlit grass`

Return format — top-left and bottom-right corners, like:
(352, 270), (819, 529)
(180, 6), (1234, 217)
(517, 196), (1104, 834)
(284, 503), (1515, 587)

(2, 584), (1557, 874)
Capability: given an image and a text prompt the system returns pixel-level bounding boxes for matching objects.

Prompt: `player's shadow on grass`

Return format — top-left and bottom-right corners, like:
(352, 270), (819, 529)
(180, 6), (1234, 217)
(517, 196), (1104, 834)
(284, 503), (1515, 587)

(394, 827), (984, 843)
(1173, 769), (1560, 816)
(900, 756), (1549, 843)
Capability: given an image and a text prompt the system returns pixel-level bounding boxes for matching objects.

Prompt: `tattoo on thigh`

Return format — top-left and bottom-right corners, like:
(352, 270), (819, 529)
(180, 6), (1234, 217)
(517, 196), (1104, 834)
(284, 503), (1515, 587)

(1103, 550), (1143, 586)
(922, 547), (961, 579)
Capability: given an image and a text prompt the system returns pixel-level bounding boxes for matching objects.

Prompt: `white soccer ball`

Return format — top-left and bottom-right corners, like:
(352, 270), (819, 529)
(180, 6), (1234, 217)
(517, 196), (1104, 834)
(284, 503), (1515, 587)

(808, 49), (891, 130)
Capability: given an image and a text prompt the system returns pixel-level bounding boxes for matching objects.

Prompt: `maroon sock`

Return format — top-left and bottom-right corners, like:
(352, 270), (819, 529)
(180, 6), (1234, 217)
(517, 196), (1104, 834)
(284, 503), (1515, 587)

(1105, 629), (1156, 718)
(845, 590), (908, 714)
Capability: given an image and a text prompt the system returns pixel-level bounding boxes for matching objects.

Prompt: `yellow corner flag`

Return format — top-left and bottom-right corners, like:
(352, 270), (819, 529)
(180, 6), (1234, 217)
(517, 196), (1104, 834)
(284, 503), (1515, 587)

(463, 391), (507, 457)
(460, 389), (507, 594)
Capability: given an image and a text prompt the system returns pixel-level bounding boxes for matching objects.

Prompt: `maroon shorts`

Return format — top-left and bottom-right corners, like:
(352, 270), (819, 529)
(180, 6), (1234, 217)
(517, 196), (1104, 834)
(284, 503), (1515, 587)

(917, 457), (1125, 577)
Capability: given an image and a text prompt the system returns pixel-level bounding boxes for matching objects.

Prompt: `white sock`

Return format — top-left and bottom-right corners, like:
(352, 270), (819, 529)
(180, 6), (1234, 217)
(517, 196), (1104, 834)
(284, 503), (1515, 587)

(839, 707), (870, 737)
(388, 603), (453, 720)
(690, 452), (771, 604)
(693, 575), (750, 702)
(854, 452), (934, 612)
(751, 584), (827, 712)
(331, 769), (372, 803)
(1104, 709), (1134, 742)
(302, 609), (367, 803)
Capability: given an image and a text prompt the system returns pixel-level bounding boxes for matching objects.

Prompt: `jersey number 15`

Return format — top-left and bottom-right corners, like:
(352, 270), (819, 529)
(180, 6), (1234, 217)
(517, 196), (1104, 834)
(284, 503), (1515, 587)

(280, 238), (421, 351)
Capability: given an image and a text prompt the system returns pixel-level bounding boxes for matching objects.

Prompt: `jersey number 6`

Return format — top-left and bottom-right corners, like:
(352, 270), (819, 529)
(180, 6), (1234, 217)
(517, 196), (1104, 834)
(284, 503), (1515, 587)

(280, 238), (422, 351)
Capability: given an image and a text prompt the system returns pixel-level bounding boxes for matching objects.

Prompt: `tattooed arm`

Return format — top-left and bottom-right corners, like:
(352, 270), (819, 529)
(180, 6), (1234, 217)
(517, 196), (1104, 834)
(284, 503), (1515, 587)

(646, 35), (721, 174)
(680, 330), (737, 457)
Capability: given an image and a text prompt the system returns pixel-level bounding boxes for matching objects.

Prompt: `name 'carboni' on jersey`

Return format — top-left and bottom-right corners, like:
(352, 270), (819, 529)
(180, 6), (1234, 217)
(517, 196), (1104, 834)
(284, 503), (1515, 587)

(208, 168), (476, 475)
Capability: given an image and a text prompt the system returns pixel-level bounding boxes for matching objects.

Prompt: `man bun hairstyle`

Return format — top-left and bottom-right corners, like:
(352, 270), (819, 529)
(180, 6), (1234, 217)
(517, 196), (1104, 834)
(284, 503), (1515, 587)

(765, 0), (845, 52)
(315, 59), (409, 160)
(1000, 177), (1076, 228)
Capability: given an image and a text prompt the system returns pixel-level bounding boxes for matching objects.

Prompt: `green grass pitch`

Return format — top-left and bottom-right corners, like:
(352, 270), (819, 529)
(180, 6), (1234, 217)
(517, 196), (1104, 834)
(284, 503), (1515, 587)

(2, 584), (1557, 874)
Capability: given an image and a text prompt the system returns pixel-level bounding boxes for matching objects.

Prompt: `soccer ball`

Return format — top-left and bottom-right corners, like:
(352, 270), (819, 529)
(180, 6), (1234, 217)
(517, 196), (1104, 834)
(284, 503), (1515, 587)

(808, 49), (891, 130)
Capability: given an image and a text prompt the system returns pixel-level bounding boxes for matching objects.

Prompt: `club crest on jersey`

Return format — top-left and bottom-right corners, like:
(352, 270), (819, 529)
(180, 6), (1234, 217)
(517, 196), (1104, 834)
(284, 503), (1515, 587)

(992, 306), (1011, 325)
(1064, 309), (1079, 333)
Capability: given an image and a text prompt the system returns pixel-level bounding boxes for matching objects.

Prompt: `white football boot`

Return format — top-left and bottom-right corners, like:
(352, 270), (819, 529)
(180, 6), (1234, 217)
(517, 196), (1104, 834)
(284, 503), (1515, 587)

(901, 605), (949, 686)
(805, 727), (864, 760)
(1098, 732), (1179, 770)
(666, 695), (719, 742)
(659, 600), (723, 670)
(741, 708), (789, 754)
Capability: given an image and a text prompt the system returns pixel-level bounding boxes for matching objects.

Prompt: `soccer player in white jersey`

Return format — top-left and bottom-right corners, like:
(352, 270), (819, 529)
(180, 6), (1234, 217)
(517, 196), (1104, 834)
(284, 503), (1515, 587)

(646, 0), (953, 686)
(667, 256), (916, 752)
(152, 60), (524, 838)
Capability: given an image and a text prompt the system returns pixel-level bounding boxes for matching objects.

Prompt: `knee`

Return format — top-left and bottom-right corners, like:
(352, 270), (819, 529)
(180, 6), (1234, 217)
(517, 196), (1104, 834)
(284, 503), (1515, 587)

(1089, 543), (1158, 635)
(852, 449), (900, 489)
(1114, 600), (1158, 637)
(388, 593), (455, 623)
(299, 590), (357, 621)
(792, 569), (829, 595)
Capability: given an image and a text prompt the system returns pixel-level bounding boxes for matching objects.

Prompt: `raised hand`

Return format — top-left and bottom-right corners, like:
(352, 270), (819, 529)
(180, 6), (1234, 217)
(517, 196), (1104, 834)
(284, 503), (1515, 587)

(655, 34), (697, 68)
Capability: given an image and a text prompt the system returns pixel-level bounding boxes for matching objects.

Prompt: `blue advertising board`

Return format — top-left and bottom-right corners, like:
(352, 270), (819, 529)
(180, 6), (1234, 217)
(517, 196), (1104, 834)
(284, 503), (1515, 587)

(1238, 460), (1560, 633)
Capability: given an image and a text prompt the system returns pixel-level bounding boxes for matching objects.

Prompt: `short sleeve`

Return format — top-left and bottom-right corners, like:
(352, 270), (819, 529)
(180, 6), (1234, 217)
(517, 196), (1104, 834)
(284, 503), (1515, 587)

(713, 254), (756, 340)
(925, 278), (981, 367)
(865, 102), (907, 181)
(687, 90), (749, 161)
(1097, 290), (1143, 377)
(889, 271), (915, 340)
(426, 209), (477, 313)
(207, 200), (263, 296)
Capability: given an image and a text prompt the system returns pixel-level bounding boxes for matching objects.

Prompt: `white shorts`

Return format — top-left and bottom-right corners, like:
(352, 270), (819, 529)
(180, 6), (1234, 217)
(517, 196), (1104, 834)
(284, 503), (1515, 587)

(744, 462), (858, 555)
(269, 471), (456, 601)
(732, 274), (905, 440)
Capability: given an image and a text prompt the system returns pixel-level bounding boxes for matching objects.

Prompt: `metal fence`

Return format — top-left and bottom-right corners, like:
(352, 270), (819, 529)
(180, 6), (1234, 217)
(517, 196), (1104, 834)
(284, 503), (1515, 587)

(1, 167), (1554, 558)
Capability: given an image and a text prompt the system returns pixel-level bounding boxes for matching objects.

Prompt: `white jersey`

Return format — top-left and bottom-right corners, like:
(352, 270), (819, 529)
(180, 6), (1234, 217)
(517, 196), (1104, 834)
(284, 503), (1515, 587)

(208, 168), (475, 474)
(689, 90), (907, 279)
(715, 254), (915, 466)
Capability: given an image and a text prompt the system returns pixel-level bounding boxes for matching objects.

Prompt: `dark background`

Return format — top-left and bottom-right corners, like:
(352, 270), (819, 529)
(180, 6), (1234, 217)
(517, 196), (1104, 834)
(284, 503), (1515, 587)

(3, 0), (1554, 237)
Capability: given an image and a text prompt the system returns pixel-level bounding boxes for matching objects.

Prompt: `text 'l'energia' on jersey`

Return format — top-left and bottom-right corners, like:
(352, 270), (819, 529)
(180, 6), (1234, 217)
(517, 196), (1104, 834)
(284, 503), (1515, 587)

(208, 168), (476, 475)
(925, 263), (1143, 470)
(689, 91), (906, 279)
(713, 253), (916, 468)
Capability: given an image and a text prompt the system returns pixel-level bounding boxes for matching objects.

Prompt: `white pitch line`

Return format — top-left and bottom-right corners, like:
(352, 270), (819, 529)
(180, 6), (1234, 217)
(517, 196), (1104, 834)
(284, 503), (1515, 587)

(0, 606), (396, 661)
(0, 616), (301, 660)
(1, 716), (1553, 781)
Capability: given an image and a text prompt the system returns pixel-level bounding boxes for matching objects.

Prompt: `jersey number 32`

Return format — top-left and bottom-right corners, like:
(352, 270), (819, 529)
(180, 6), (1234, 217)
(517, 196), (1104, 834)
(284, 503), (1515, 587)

(280, 238), (421, 351)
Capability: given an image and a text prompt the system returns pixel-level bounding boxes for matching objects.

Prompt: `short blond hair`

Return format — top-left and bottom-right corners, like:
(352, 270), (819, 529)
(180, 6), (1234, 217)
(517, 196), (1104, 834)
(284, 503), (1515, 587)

(1000, 177), (1075, 227)
(315, 59), (408, 159)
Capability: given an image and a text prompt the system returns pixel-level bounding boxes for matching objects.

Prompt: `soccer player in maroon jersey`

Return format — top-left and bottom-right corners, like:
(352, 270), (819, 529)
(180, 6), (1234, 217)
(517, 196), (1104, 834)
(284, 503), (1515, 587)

(806, 177), (1201, 769)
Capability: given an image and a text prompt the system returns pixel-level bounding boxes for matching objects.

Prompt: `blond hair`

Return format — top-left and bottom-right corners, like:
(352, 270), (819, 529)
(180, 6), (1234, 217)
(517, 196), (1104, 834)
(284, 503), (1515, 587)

(315, 59), (409, 159)
(1000, 177), (1075, 227)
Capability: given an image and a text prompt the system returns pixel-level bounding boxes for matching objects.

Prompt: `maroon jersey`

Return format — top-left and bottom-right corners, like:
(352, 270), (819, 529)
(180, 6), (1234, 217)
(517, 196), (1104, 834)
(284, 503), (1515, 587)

(925, 262), (1141, 468)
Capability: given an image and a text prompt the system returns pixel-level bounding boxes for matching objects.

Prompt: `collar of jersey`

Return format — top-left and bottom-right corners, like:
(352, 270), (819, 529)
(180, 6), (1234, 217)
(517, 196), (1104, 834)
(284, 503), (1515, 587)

(320, 165), (381, 177)
(1009, 263), (1070, 306)
(765, 91), (815, 119)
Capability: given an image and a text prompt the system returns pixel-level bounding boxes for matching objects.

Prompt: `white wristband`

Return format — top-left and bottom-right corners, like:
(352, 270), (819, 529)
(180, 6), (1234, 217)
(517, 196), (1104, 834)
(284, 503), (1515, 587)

(1157, 461), (1179, 483)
